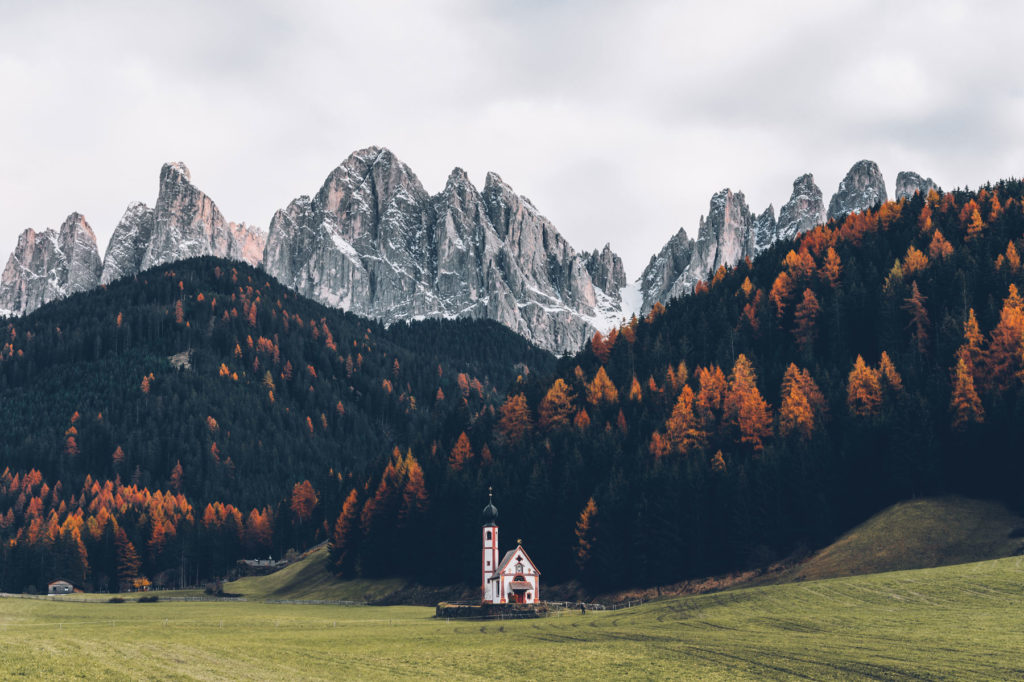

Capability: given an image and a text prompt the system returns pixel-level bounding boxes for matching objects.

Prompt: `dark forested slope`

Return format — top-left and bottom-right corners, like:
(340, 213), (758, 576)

(326, 181), (1024, 592)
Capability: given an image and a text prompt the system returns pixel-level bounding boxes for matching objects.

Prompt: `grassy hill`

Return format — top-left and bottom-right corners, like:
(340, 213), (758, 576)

(774, 495), (1024, 584)
(3, 555), (1023, 679)
(227, 546), (406, 603)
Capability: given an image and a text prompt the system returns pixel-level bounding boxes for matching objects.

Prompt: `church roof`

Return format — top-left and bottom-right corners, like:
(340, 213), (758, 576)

(489, 544), (541, 579)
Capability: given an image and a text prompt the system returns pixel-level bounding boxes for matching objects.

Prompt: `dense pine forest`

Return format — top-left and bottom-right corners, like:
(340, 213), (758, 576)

(0, 259), (553, 591)
(333, 180), (1024, 591)
(4, 182), (1024, 595)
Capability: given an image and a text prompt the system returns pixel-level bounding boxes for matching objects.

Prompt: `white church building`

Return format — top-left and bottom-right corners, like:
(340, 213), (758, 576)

(481, 490), (540, 604)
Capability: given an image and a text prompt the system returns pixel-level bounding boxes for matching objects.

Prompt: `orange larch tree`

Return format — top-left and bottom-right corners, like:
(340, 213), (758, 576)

(878, 351), (904, 393)
(723, 355), (772, 453)
(965, 205), (985, 241)
(695, 365), (727, 428)
(792, 288), (820, 351)
(950, 356), (984, 431)
(574, 497), (598, 573)
(573, 408), (591, 430)
(289, 480), (319, 524)
(539, 378), (575, 431)
(770, 271), (794, 317)
(820, 247), (842, 287)
(902, 246), (929, 274)
(901, 281), (930, 354)
(586, 367), (619, 405)
(957, 308), (984, 377)
(330, 489), (361, 576)
(984, 284), (1024, 391)
(847, 355), (882, 417)
(497, 394), (533, 444)
(448, 432), (474, 471)
(665, 385), (705, 454)
(928, 230), (953, 260)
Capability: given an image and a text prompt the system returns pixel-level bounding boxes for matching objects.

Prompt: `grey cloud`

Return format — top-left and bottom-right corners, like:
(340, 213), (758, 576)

(1, 0), (1023, 280)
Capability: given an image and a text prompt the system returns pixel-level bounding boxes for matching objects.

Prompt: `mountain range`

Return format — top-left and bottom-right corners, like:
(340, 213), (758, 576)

(0, 150), (938, 351)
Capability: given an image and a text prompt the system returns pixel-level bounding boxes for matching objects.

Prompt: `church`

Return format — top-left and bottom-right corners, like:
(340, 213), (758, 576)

(481, 490), (540, 604)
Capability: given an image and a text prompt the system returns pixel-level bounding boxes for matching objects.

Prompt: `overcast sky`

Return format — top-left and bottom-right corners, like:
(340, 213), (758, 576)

(2, 0), (1022, 278)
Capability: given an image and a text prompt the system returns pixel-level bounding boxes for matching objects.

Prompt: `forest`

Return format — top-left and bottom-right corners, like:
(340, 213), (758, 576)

(0, 258), (552, 591)
(3, 181), (1024, 594)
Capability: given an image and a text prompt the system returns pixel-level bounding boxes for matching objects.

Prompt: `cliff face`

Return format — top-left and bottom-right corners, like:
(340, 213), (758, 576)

(640, 189), (758, 313)
(640, 171), (824, 313)
(895, 171), (939, 200)
(585, 243), (628, 301)
(639, 226), (694, 314)
(827, 160), (887, 221)
(263, 147), (627, 354)
(777, 174), (825, 243)
(0, 213), (103, 316)
(101, 163), (265, 285)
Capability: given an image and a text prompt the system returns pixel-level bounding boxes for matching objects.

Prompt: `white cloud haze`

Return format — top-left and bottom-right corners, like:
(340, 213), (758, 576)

(1, 0), (1022, 277)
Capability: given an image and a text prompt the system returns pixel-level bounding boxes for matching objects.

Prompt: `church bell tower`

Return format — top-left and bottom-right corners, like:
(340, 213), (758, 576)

(481, 487), (499, 603)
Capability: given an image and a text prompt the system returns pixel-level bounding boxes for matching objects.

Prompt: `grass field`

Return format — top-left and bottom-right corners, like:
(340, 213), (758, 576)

(3, 554), (1023, 680)
(227, 546), (406, 603)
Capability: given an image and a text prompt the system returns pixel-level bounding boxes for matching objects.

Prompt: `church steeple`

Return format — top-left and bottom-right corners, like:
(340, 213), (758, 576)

(482, 487), (500, 603)
(481, 486), (498, 527)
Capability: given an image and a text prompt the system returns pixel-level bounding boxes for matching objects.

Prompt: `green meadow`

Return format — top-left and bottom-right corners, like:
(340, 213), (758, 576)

(2, 555), (1023, 680)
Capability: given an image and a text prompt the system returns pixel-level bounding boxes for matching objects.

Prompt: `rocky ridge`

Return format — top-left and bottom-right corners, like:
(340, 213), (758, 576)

(3, 154), (942, 352)
(263, 147), (626, 354)
(101, 162), (265, 285)
(895, 171), (938, 201)
(827, 160), (887, 221)
(639, 161), (935, 313)
(0, 213), (103, 316)
(777, 174), (826, 243)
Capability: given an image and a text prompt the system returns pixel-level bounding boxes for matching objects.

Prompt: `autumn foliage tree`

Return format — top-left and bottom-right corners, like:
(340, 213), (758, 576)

(792, 288), (820, 351)
(847, 356), (882, 417)
(538, 378), (575, 431)
(950, 356), (984, 430)
(329, 488), (361, 577)
(901, 282), (930, 354)
(665, 386), (705, 454)
(574, 497), (598, 579)
(984, 284), (1024, 391)
(723, 355), (772, 452)
(448, 432), (474, 470)
(497, 394), (533, 444)
(586, 367), (619, 405)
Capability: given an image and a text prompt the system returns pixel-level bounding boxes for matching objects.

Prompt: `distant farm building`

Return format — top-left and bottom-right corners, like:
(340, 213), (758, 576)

(481, 490), (540, 605)
(47, 580), (74, 595)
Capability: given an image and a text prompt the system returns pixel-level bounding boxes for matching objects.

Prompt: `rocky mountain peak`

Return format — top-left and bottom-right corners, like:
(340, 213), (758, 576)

(895, 171), (939, 200)
(585, 243), (627, 299)
(639, 226), (694, 314)
(827, 160), (887, 221)
(777, 173), (825, 242)
(161, 161), (191, 184)
(639, 188), (759, 313)
(263, 149), (626, 353)
(754, 204), (777, 254)
(690, 188), (755, 279)
(102, 162), (266, 285)
(1, 213), (102, 316)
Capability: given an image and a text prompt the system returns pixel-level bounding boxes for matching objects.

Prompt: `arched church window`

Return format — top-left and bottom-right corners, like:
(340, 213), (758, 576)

(486, 530), (492, 541)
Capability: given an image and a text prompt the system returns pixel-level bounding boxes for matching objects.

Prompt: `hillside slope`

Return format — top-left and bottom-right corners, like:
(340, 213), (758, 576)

(778, 496), (1024, 583)
(0, 256), (553, 507)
